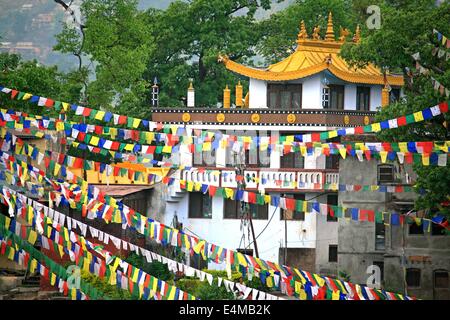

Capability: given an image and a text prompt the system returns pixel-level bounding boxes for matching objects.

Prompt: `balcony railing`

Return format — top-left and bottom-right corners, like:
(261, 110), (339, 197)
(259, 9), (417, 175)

(181, 167), (339, 192)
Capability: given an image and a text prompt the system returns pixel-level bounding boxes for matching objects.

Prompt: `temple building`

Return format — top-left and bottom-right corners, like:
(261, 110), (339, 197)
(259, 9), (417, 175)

(219, 13), (404, 110)
(149, 13), (409, 279)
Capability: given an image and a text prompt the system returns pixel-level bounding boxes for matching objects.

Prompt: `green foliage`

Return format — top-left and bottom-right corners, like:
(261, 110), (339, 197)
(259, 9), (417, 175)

(340, 0), (450, 220)
(176, 277), (236, 300)
(80, 270), (133, 300)
(258, 0), (358, 63)
(125, 252), (173, 281)
(0, 52), (84, 115)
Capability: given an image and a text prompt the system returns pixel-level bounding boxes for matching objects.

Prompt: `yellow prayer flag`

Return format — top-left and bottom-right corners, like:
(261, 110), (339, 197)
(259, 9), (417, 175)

(95, 111), (106, 120)
(50, 273), (56, 286)
(422, 153), (430, 166)
(413, 111), (424, 122)
(236, 252), (248, 267)
(7, 247), (15, 260)
(379, 151), (388, 163)
(338, 148), (347, 159)
(28, 230), (37, 245)
(162, 145), (172, 153)
(71, 288), (77, 300)
(398, 142), (408, 153)
(62, 102), (69, 112)
(56, 121), (65, 132)
(168, 286), (176, 300)
(332, 290), (340, 300)
(328, 130), (338, 138)
(371, 122), (381, 132)
(132, 118), (141, 128)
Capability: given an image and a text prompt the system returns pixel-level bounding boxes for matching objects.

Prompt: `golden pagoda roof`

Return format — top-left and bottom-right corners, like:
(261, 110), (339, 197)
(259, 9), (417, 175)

(219, 15), (404, 86)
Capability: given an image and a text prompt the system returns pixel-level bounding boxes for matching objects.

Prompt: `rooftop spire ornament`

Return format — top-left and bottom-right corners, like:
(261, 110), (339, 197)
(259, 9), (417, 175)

(325, 12), (335, 41)
(353, 24), (361, 43)
(297, 20), (308, 42)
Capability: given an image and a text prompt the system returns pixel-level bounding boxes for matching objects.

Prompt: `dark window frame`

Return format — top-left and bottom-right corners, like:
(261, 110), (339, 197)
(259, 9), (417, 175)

(406, 268), (421, 288)
(267, 83), (302, 110)
(328, 84), (345, 110)
(378, 164), (395, 184)
(356, 86), (371, 111)
(328, 244), (338, 262)
(434, 270), (449, 289)
(188, 192), (212, 219)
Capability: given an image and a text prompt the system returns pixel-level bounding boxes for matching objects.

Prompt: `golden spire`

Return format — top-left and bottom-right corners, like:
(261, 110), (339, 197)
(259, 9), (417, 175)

(325, 12), (335, 41)
(353, 24), (361, 43)
(297, 20), (308, 42)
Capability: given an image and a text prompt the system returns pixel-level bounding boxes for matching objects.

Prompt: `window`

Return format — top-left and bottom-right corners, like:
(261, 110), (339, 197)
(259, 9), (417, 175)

(373, 261), (384, 282)
(325, 154), (340, 169)
(249, 203), (268, 220)
(356, 86), (370, 111)
(409, 222), (424, 235)
(193, 149), (216, 166)
(328, 245), (338, 262)
(390, 88), (401, 103)
(281, 152), (304, 169)
(322, 88), (330, 108)
(245, 148), (270, 168)
(324, 85), (344, 110)
(281, 193), (305, 220)
(406, 268), (421, 288)
(375, 222), (386, 250)
(434, 271), (449, 288)
(224, 198), (240, 219)
(224, 200), (268, 220)
(267, 84), (302, 109)
(378, 165), (395, 183)
(326, 194), (338, 222)
(189, 192), (212, 218)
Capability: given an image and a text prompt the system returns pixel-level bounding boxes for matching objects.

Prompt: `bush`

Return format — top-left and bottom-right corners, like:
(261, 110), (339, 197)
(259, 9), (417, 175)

(80, 270), (133, 300)
(125, 252), (173, 282)
(176, 278), (235, 300)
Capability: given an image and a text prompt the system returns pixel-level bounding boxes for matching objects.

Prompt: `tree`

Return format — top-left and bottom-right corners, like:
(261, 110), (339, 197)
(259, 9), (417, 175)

(54, 0), (155, 117)
(340, 0), (450, 220)
(143, 0), (272, 107)
(257, 0), (358, 64)
(0, 52), (84, 116)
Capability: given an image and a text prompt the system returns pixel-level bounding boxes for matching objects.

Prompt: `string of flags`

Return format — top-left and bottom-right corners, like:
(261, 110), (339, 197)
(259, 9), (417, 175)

(3, 108), (450, 161)
(0, 186), (280, 300)
(0, 189), (197, 301)
(411, 52), (449, 98)
(0, 184), (415, 300)
(1, 85), (449, 146)
(0, 220), (93, 300)
(433, 29), (450, 49)
(2, 118), (450, 171)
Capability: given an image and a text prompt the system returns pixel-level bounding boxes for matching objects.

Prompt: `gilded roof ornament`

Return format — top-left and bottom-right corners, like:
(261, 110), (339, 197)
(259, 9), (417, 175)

(353, 24), (361, 43)
(312, 25), (321, 40)
(325, 12), (335, 41)
(339, 26), (350, 42)
(297, 20), (308, 42)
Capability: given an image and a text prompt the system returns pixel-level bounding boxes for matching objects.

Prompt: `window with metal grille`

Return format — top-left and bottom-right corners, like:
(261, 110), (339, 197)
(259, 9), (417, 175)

(375, 222), (386, 250)
(356, 86), (370, 111)
(328, 245), (338, 262)
(390, 88), (401, 103)
(189, 192), (212, 219)
(322, 87), (330, 108)
(325, 154), (340, 169)
(280, 193), (305, 220)
(406, 268), (421, 287)
(434, 270), (449, 288)
(224, 198), (240, 219)
(378, 164), (395, 183)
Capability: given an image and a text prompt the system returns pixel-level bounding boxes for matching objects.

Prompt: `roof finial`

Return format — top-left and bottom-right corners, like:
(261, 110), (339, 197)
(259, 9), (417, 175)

(353, 24), (361, 43)
(297, 20), (308, 42)
(325, 12), (335, 41)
